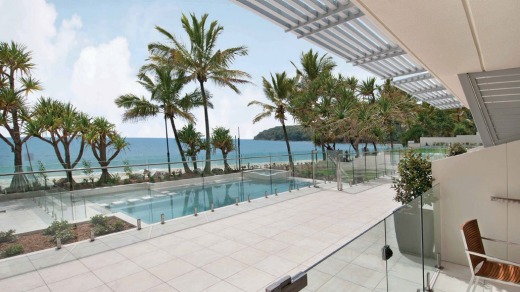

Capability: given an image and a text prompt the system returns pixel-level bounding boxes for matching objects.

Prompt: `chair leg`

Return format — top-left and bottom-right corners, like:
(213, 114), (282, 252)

(466, 275), (475, 292)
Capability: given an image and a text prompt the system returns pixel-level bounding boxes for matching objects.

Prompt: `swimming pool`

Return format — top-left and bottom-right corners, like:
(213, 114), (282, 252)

(87, 177), (311, 224)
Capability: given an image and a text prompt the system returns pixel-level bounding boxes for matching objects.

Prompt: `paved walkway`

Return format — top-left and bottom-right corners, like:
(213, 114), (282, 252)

(0, 180), (399, 292)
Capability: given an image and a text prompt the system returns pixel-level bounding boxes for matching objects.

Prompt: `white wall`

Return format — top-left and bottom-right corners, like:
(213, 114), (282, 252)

(432, 140), (520, 265)
(420, 133), (482, 147)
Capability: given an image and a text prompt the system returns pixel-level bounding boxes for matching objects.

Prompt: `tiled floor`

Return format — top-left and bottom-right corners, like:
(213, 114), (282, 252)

(434, 261), (520, 292)
(0, 180), (400, 292)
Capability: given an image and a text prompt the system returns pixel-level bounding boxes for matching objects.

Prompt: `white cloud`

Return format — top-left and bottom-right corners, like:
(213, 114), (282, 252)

(70, 37), (151, 137)
(0, 0), (82, 88)
(187, 84), (291, 140)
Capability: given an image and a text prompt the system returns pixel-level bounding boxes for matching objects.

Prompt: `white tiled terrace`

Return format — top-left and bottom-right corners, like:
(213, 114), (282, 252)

(0, 179), (402, 292)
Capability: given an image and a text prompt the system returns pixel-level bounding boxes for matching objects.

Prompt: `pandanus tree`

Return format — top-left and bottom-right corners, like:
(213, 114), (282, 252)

(291, 49), (336, 159)
(177, 124), (205, 172)
(358, 77), (379, 104)
(249, 72), (296, 171)
(211, 127), (234, 173)
(116, 65), (203, 174)
(0, 42), (42, 190)
(27, 98), (90, 188)
(148, 13), (251, 175)
(84, 117), (129, 184)
(376, 81), (410, 148)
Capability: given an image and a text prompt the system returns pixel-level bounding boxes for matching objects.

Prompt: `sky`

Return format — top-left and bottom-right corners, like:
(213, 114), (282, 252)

(0, 0), (374, 139)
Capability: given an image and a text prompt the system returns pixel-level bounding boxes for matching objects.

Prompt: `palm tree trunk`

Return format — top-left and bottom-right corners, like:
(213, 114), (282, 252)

(170, 117), (192, 173)
(199, 81), (212, 175)
(281, 121), (294, 172)
(64, 143), (74, 190)
(191, 155), (198, 171)
(10, 111), (29, 191)
(99, 163), (110, 184)
(223, 152), (230, 173)
(11, 143), (29, 191)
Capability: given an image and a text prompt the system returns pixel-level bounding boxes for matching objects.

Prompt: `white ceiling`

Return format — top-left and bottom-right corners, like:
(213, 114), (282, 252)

(353, 0), (520, 107)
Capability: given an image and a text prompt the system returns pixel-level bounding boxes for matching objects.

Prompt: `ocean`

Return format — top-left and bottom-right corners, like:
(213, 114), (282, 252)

(0, 138), (386, 174)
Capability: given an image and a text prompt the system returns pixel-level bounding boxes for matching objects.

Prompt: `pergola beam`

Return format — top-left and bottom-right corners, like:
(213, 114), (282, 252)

(392, 73), (433, 85)
(417, 92), (453, 101)
(297, 11), (364, 39)
(287, 1), (359, 33)
(351, 47), (405, 66)
(383, 68), (426, 79)
(409, 85), (445, 95)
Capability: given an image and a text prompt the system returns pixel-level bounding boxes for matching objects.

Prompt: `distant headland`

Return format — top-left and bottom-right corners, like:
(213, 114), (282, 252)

(253, 125), (311, 141)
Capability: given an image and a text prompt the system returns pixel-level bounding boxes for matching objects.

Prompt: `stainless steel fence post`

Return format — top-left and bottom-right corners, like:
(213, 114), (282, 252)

(311, 150), (316, 187)
(375, 153), (378, 179)
(336, 154), (342, 191)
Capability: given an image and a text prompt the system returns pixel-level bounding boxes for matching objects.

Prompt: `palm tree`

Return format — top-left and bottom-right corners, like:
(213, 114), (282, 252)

(290, 50), (336, 159)
(376, 81), (412, 148)
(27, 98), (90, 188)
(291, 49), (336, 82)
(211, 127), (234, 173)
(358, 77), (379, 103)
(177, 124), (205, 172)
(148, 13), (251, 175)
(115, 65), (202, 174)
(84, 117), (129, 184)
(249, 72), (296, 171)
(0, 41), (42, 190)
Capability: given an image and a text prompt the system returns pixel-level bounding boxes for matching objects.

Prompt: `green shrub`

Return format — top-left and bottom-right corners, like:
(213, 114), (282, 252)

(448, 143), (467, 156)
(90, 215), (109, 227)
(113, 221), (125, 232)
(0, 229), (16, 243)
(2, 244), (23, 258)
(93, 225), (110, 236)
(43, 220), (75, 243)
(91, 215), (111, 235)
(392, 151), (432, 205)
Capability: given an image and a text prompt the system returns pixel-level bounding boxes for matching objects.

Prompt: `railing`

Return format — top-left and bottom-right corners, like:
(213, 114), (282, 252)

(0, 152), (324, 228)
(0, 148), (450, 228)
(268, 184), (442, 292)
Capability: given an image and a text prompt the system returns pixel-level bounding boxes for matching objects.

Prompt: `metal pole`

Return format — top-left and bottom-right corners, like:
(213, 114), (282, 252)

(269, 154), (273, 195)
(336, 155), (342, 191)
(311, 150), (316, 187)
(364, 149), (367, 181)
(238, 127), (241, 171)
(375, 153), (378, 179)
(384, 149), (387, 176)
(421, 194), (425, 291)
(164, 114), (171, 176)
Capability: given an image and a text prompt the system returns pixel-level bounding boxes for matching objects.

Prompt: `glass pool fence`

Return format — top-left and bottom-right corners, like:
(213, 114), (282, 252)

(267, 184), (442, 292)
(0, 147), (449, 228)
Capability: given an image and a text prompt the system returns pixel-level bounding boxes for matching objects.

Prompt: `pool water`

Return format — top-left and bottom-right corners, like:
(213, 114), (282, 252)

(89, 178), (311, 224)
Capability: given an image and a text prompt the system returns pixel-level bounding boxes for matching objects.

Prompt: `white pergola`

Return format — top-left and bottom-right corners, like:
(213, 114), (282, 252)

(230, 0), (463, 110)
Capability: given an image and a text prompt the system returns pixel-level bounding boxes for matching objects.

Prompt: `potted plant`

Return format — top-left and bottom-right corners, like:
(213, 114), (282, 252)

(447, 143), (467, 156)
(392, 150), (435, 258)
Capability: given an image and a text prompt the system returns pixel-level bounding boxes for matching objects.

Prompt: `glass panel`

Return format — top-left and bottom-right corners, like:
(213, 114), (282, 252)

(240, 155), (272, 200)
(304, 220), (387, 291)
(423, 184), (441, 283)
(313, 150), (331, 184)
(386, 194), (425, 291)
(292, 153), (313, 190)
